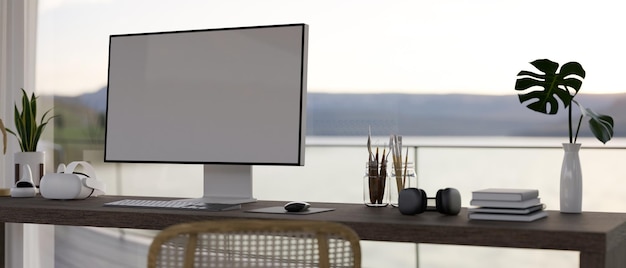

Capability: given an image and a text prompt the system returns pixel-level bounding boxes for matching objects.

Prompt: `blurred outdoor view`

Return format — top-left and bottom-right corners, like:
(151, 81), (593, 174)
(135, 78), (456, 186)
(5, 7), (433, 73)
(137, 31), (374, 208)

(37, 1), (626, 267)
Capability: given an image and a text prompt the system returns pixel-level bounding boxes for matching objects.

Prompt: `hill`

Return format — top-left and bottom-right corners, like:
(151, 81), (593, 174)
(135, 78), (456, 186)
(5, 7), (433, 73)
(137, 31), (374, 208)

(307, 92), (624, 137)
(53, 87), (626, 138)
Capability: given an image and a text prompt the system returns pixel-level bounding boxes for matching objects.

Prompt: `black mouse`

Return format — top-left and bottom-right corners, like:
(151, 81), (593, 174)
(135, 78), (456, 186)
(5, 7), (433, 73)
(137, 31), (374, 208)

(284, 201), (311, 212)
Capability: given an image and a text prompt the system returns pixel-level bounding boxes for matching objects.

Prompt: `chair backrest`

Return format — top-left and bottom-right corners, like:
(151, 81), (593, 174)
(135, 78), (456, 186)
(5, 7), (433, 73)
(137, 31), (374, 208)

(147, 219), (361, 268)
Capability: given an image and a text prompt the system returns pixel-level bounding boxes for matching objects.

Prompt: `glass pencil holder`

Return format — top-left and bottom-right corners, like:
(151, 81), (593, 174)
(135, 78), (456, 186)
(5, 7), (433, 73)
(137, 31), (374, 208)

(390, 162), (416, 207)
(363, 160), (389, 207)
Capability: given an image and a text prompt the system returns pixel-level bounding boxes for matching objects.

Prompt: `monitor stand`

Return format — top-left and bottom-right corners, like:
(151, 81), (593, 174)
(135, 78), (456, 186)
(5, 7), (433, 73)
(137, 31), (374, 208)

(178, 164), (257, 204)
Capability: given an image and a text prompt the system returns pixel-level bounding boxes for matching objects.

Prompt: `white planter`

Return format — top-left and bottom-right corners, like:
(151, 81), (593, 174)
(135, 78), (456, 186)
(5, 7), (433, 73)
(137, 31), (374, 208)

(14, 151), (45, 187)
(560, 143), (582, 213)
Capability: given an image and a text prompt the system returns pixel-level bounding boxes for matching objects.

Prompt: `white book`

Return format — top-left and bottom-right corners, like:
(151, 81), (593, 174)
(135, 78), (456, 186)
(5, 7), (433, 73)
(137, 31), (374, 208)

(472, 188), (539, 201)
(468, 204), (545, 215)
(469, 210), (548, 222)
(470, 198), (541, 209)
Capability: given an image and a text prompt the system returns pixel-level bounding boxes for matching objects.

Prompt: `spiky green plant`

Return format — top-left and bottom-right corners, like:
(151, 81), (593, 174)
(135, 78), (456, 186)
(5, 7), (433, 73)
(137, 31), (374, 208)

(6, 89), (56, 152)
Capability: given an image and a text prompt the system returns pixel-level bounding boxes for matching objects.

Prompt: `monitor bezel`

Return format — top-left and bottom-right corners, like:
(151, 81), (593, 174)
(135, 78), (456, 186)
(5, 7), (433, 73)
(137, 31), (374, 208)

(104, 23), (308, 167)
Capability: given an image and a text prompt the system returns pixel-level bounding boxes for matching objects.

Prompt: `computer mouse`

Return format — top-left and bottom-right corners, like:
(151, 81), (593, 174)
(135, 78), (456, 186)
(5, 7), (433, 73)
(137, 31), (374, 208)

(284, 201), (311, 212)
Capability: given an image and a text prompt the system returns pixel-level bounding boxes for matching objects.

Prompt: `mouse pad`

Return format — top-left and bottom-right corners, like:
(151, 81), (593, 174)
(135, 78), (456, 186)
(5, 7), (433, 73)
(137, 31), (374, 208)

(246, 206), (335, 215)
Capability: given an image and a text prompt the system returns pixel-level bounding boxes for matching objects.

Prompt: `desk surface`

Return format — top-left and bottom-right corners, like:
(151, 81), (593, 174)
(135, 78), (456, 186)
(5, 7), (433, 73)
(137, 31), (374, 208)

(1, 195), (625, 268)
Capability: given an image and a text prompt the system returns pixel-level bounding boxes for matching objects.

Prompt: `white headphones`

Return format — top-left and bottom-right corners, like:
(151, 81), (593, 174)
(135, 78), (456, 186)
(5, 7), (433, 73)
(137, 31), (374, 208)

(40, 161), (106, 200)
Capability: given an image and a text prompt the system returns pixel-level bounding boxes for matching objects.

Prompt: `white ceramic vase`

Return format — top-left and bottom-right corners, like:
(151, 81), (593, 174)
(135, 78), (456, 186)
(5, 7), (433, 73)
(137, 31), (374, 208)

(14, 151), (45, 187)
(560, 143), (582, 213)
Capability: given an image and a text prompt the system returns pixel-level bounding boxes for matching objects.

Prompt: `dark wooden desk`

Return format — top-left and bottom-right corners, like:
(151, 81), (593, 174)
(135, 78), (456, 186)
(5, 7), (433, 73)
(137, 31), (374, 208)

(1, 196), (625, 268)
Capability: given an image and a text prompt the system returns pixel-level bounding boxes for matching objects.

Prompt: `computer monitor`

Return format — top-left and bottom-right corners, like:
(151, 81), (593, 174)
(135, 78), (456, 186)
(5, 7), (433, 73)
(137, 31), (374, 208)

(105, 24), (308, 204)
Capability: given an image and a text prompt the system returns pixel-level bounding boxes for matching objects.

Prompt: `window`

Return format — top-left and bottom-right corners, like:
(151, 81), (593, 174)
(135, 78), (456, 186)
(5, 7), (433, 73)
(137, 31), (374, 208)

(37, 1), (624, 267)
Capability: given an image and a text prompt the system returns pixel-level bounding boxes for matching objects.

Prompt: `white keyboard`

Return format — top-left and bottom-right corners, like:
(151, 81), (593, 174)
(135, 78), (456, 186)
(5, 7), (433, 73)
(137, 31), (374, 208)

(104, 199), (241, 211)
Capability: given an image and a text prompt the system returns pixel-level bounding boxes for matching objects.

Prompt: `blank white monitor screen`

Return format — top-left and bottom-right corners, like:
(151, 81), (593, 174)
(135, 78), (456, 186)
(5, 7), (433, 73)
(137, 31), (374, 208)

(105, 24), (308, 203)
(106, 24), (307, 165)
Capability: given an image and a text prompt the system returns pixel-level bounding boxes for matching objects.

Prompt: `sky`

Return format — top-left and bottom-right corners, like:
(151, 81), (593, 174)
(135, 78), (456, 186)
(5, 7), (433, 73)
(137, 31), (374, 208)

(36, 0), (626, 96)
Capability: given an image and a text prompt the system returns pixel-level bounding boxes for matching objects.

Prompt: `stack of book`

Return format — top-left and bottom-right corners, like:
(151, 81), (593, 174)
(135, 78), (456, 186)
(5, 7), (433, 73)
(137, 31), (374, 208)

(468, 188), (547, 222)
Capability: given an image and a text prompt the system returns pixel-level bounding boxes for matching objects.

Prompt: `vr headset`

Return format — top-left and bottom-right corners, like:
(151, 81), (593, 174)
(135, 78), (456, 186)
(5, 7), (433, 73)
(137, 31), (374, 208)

(40, 161), (106, 200)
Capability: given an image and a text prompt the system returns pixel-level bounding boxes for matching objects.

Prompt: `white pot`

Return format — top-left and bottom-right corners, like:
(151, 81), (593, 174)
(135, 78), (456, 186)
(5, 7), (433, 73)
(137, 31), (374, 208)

(560, 143), (582, 213)
(14, 151), (45, 187)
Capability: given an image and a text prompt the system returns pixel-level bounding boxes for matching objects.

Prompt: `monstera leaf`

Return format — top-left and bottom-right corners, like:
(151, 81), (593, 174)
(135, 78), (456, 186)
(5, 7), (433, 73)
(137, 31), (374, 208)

(514, 59), (614, 144)
(515, 59), (585, 115)
(575, 100), (614, 144)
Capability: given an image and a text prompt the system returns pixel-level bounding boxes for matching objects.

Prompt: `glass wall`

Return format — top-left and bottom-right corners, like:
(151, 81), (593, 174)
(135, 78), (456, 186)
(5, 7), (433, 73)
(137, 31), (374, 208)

(36, 1), (626, 267)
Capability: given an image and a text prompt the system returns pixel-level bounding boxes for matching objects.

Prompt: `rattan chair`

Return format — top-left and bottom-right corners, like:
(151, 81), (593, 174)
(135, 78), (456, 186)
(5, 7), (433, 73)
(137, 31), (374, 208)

(147, 219), (361, 268)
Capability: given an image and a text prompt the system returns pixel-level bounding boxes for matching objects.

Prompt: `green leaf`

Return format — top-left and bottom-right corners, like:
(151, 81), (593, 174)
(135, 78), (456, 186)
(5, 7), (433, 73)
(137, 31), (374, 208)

(40, 109), (54, 125)
(0, 119), (6, 154)
(515, 59), (585, 114)
(31, 91), (37, 121)
(584, 108), (614, 144)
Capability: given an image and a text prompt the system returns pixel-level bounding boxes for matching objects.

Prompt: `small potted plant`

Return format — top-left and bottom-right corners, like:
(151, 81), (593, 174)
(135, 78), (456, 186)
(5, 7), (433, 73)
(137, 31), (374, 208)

(514, 59), (614, 213)
(6, 89), (56, 187)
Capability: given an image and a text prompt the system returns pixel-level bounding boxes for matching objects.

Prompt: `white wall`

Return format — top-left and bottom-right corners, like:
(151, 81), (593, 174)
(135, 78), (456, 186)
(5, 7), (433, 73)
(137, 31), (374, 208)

(1, 1), (54, 268)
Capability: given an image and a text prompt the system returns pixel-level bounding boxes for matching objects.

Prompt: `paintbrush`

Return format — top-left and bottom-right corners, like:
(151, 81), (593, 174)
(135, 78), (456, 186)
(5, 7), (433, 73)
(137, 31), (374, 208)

(367, 126), (373, 161)
(403, 147), (409, 187)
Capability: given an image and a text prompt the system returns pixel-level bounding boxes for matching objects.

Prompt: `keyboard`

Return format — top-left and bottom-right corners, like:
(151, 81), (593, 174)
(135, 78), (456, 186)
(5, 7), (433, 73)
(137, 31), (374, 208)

(104, 199), (241, 211)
